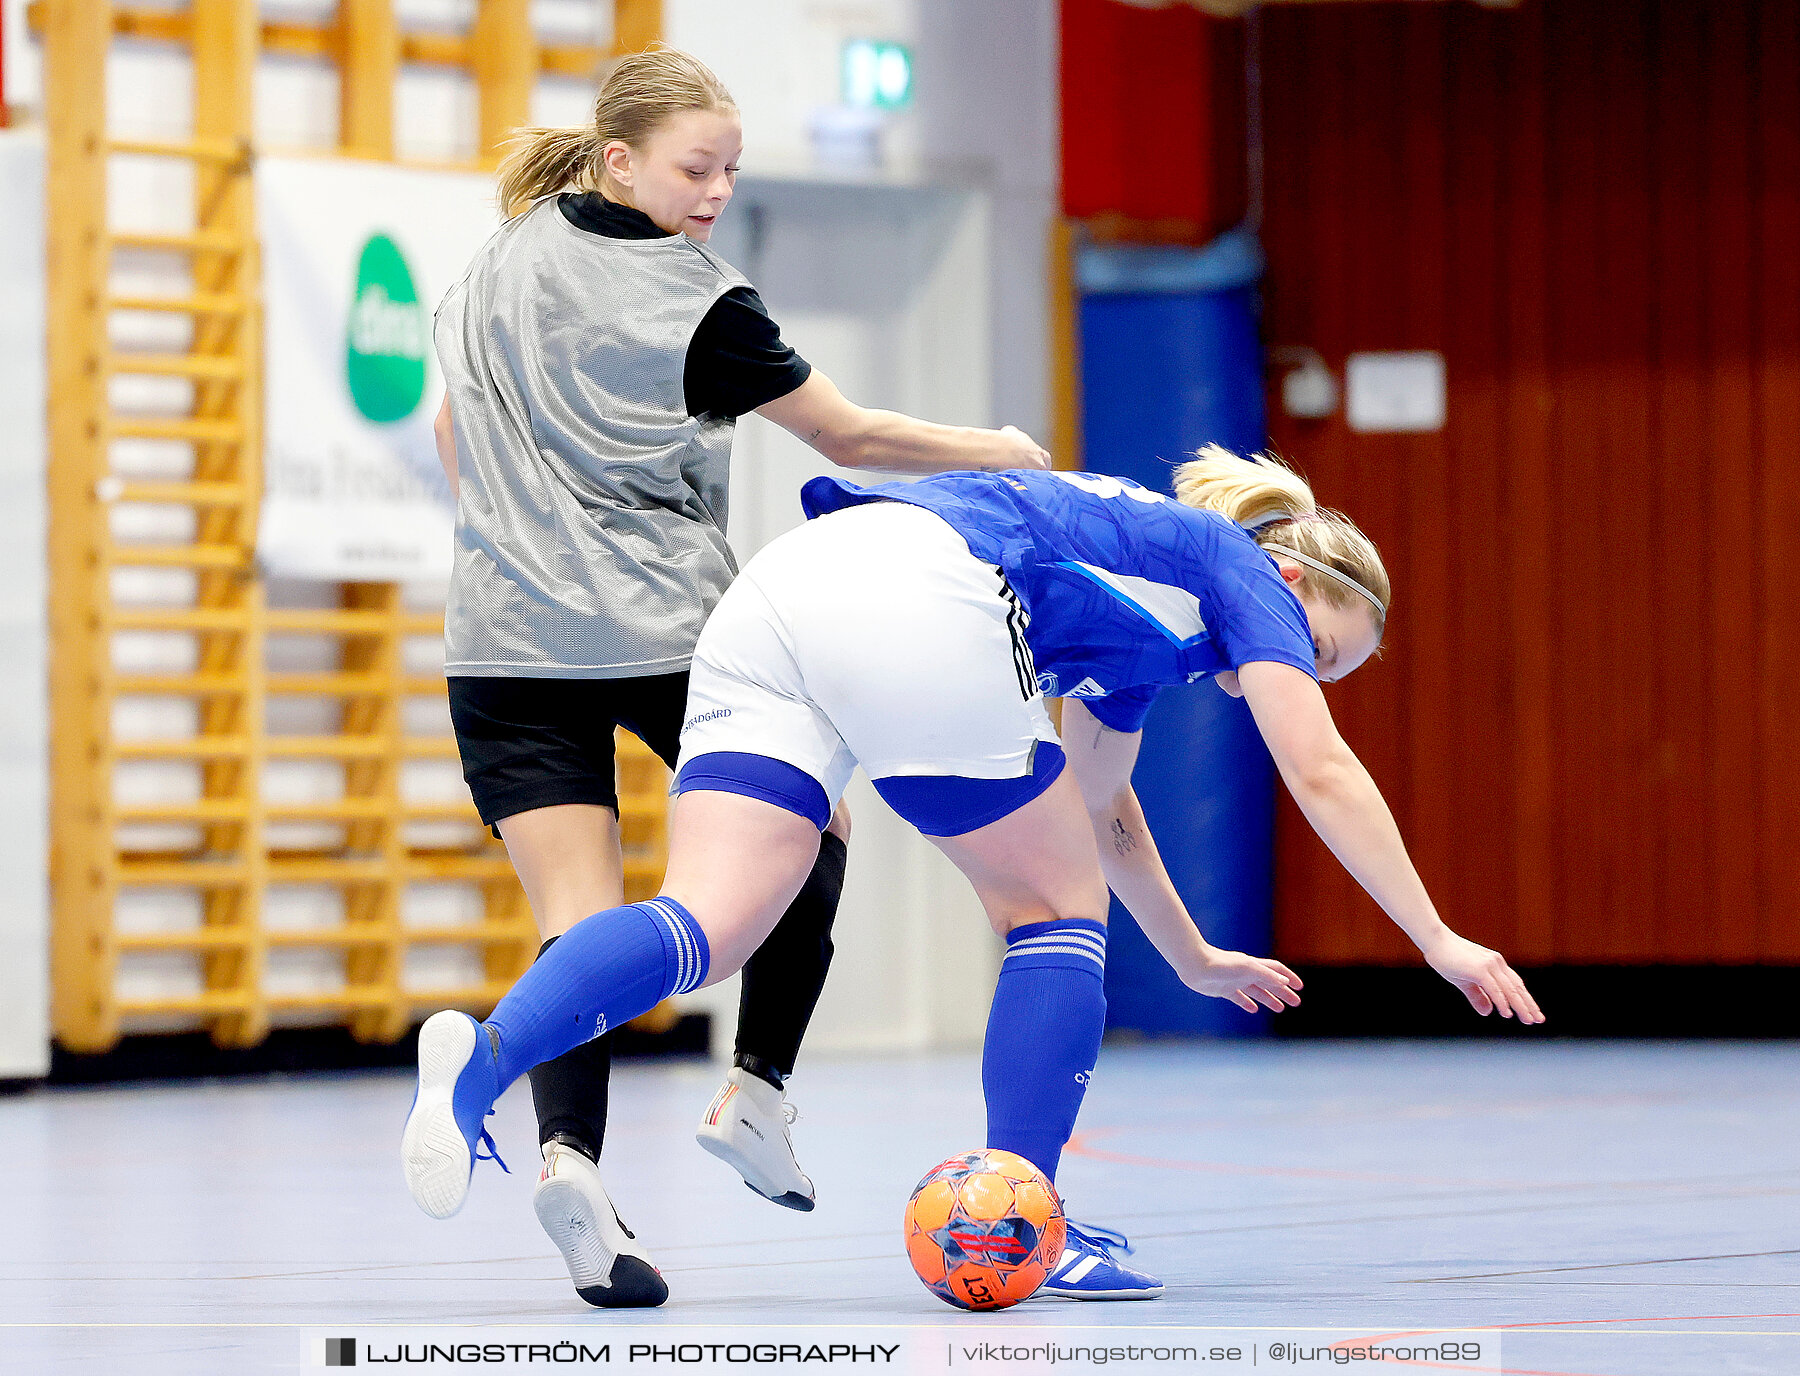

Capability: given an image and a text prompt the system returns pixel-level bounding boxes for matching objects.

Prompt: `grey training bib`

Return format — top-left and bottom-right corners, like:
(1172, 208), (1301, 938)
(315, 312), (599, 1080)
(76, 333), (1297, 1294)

(436, 197), (750, 678)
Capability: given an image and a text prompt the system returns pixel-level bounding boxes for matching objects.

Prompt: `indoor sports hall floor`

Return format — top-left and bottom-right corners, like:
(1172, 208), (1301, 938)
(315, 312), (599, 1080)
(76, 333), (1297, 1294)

(5, 1041), (1796, 1374)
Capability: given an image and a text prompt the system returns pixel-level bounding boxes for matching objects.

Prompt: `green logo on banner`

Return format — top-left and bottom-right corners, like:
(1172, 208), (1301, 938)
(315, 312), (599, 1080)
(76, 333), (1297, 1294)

(346, 233), (426, 423)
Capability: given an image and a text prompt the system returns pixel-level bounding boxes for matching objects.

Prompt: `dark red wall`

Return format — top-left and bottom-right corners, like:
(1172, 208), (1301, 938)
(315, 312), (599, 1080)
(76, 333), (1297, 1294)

(1258, 0), (1800, 964)
(1060, 0), (1245, 240)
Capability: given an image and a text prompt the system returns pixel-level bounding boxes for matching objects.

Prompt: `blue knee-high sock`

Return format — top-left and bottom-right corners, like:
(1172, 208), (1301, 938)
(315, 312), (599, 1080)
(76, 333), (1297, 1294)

(485, 898), (709, 1091)
(982, 918), (1106, 1184)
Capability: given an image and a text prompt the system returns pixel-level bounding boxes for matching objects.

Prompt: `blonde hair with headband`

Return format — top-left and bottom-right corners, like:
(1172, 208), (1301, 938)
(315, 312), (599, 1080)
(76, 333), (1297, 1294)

(1170, 444), (1390, 635)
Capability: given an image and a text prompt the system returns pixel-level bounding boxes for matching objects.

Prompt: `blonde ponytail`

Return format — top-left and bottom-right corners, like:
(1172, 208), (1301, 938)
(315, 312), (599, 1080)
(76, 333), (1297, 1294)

(1172, 442), (1317, 528)
(497, 125), (603, 218)
(1173, 444), (1391, 631)
(496, 46), (738, 218)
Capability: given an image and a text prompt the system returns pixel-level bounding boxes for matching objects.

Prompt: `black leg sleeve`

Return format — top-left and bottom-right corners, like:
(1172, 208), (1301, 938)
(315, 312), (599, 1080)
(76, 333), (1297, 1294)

(525, 935), (614, 1160)
(733, 831), (847, 1083)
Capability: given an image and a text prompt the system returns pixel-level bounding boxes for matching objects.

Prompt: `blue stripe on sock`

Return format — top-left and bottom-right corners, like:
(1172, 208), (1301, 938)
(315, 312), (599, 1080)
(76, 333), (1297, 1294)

(1001, 918), (1107, 976)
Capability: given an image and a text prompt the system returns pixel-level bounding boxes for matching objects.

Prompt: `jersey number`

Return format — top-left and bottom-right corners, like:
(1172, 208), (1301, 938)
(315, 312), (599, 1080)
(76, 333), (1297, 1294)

(1053, 471), (1166, 505)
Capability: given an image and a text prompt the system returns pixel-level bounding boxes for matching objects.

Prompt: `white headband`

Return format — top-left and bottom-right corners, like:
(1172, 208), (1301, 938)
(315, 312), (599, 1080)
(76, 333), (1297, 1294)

(1261, 543), (1386, 618)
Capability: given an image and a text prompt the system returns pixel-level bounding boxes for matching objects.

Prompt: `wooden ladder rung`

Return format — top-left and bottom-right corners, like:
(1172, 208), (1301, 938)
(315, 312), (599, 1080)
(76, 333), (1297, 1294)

(401, 738), (460, 759)
(26, 2), (602, 77)
(107, 352), (245, 381)
(258, 800), (490, 823)
(400, 801), (484, 822)
(111, 417), (243, 444)
(404, 675), (448, 696)
(109, 480), (249, 506)
(117, 858), (251, 885)
(106, 855), (526, 886)
(265, 990), (390, 1012)
(116, 992), (253, 1016)
(116, 799), (251, 824)
(116, 928), (250, 951)
(405, 923), (538, 946)
(266, 799), (394, 822)
(107, 542), (248, 569)
(106, 137), (246, 164)
(109, 292), (248, 316)
(110, 229), (243, 256)
(541, 43), (606, 78)
(114, 736), (250, 759)
(268, 858), (391, 883)
(113, 608), (248, 631)
(114, 673), (246, 696)
(404, 855), (517, 881)
(266, 736), (393, 760)
(267, 672), (387, 696)
(266, 927), (390, 949)
(265, 609), (391, 635)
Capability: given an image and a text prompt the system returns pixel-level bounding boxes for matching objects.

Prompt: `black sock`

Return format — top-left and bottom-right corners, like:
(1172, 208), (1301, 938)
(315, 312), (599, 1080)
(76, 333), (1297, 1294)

(734, 831), (847, 1086)
(525, 934), (613, 1161)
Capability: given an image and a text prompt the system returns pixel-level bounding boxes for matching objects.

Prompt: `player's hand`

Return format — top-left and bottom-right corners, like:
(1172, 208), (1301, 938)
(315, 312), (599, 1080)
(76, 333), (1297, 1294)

(996, 425), (1053, 471)
(1182, 948), (1303, 1013)
(1420, 931), (1545, 1023)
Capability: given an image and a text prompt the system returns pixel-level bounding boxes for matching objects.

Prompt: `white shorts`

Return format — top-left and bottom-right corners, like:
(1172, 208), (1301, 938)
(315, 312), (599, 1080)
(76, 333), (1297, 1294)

(677, 501), (1061, 826)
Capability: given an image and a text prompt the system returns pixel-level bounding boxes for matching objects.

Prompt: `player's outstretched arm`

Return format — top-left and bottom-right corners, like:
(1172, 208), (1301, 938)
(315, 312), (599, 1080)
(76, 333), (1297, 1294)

(1236, 660), (1546, 1023)
(1060, 698), (1301, 1015)
(755, 369), (1050, 474)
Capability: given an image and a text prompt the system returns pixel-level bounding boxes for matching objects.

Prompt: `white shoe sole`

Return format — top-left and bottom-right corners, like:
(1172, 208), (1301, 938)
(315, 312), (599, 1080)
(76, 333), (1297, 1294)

(401, 1011), (478, 1219)
(534, 1174), (616, 1291)
(695, 1123), (815, 1212)
(1037, 1284), (1165, 1301)
(533, 1168), (669, 1307)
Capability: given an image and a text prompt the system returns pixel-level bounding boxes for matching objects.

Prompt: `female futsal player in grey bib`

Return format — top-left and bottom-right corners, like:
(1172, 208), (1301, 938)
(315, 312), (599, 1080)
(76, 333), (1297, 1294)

(431, 47), (1050, 1308)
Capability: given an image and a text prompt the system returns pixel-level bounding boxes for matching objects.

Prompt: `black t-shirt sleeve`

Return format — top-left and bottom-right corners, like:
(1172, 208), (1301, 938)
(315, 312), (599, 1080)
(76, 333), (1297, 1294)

(683, 286), (812, 419)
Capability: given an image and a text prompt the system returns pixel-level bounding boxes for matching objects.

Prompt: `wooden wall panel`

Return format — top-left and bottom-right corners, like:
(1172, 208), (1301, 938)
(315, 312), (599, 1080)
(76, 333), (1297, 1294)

(1260, 0), (1800, 965)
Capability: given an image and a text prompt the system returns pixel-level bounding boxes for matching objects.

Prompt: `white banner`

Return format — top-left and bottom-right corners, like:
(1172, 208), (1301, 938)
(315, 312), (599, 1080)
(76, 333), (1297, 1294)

(257, 156), (500, 581)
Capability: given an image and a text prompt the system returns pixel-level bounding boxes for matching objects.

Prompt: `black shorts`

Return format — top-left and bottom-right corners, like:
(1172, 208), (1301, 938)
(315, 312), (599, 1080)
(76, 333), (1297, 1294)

(448, 673), (688, 829)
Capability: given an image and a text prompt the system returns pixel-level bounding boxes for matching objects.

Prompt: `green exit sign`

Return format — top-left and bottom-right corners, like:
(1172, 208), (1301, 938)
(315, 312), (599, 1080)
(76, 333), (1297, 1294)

(843, 40), (913, 110)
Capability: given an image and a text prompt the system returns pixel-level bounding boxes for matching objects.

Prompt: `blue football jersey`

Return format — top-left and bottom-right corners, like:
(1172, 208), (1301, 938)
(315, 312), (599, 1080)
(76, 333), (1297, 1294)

(801, 469), (1318, 732)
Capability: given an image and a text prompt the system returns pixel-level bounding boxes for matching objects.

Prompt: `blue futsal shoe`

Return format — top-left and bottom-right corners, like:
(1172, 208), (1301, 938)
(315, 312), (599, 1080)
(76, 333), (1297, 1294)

(402, 1010), (509, 1218)
(1036, 1223), (1164, 1300)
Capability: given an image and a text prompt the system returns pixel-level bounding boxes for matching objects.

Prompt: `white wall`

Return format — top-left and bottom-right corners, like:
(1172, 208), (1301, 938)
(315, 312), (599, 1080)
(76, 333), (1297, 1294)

(668, 0), (1058, 442)
(0, 130), (50, 1079)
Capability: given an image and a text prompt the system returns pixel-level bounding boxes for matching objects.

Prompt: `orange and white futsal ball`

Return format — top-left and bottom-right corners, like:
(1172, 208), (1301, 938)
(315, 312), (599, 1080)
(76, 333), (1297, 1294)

(902, 1149), (1066, 1311)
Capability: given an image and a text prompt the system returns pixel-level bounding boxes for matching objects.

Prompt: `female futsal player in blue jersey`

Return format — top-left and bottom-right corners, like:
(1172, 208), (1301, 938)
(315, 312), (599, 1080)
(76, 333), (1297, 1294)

(402, 447), (1544, 1301)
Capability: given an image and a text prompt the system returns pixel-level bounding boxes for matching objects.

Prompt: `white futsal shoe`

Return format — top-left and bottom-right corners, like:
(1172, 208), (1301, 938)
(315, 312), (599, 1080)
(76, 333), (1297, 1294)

(533, 1139), (669, 1308)
(695, 1067), (817, 1211)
